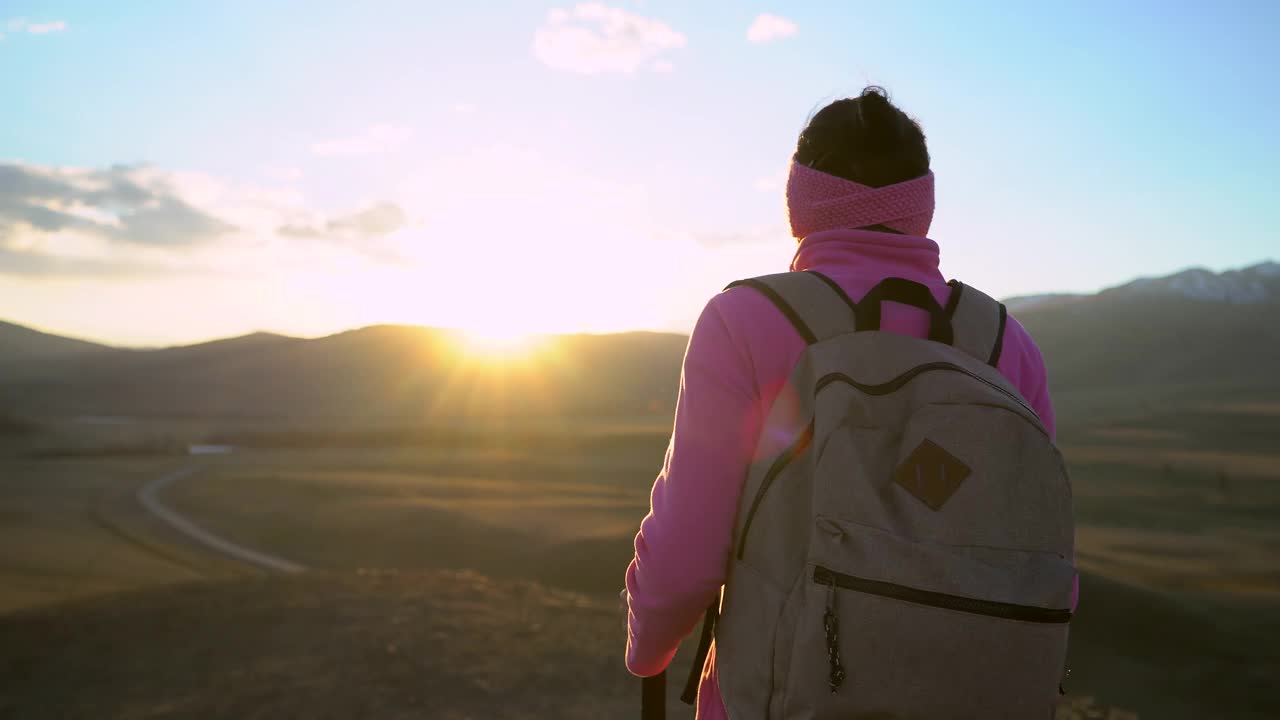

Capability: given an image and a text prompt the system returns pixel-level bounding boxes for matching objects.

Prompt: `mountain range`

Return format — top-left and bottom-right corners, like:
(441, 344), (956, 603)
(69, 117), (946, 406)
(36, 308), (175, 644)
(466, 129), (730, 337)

(1003, 260), (1280, 311)
(2, 261), (1276, 432)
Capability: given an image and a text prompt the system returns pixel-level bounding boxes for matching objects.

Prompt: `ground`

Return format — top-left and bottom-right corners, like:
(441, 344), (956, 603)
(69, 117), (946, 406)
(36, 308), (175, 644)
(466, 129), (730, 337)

(0, 570), (645, 720)
(1, 409), (1278, 719)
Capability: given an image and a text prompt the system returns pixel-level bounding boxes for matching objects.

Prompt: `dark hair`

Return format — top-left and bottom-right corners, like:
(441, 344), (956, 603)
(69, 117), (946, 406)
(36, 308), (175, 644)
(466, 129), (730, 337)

(794, 86), (930, 188)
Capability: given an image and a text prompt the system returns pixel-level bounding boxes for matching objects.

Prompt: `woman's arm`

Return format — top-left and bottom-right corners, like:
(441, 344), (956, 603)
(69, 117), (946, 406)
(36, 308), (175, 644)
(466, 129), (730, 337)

(998, 314), (1057, 441)
(624, 296), (761, 677)
(997, 314), (1076, 609)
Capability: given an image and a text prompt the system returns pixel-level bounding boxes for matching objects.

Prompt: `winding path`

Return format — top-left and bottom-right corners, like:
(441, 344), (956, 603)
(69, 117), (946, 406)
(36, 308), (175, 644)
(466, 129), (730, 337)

(137, 466), (306, 574)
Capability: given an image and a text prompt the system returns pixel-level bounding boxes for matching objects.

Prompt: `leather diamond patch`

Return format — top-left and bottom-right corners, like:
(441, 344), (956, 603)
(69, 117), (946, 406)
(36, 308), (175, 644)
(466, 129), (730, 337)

(893, 439), (971, 511)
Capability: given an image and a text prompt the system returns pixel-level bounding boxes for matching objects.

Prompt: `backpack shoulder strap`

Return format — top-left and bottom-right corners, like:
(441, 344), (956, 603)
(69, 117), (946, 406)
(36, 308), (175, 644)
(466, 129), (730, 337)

(726, 271), (858, 344)
(945, 280), (1008, 367)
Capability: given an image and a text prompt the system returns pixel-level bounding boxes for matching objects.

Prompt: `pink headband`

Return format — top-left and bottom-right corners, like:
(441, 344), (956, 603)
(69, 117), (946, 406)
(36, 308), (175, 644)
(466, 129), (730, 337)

(785, 161), (935, 238)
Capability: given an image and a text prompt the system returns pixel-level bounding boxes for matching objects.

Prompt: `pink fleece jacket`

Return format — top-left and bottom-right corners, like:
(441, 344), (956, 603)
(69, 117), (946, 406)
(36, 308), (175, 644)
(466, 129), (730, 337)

(624, 228), (1061, 719)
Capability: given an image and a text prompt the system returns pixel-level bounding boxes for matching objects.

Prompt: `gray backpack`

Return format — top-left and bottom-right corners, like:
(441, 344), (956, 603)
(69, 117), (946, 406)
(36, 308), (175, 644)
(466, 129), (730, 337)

(673, 271), (1075, 720)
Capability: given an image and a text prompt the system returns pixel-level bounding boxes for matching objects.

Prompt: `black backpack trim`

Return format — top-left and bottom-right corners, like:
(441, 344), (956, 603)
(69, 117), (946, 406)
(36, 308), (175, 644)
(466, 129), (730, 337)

(725, 278), (819, 344)
(988, 303), (1008, 367)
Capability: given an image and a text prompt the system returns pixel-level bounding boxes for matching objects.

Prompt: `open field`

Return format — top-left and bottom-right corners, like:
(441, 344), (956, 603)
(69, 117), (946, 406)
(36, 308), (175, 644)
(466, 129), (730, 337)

(1, 404), (1278, 719)
(0, 458), (251, 614)
(0, 569), (662, 720)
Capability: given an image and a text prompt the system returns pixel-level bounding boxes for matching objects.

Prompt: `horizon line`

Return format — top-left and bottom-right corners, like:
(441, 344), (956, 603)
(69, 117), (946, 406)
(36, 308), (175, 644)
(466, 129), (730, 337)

(6, 256), (1275, 350)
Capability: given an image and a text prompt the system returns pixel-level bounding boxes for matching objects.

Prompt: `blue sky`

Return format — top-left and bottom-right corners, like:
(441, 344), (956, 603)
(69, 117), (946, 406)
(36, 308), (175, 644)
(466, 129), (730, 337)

(1, 1), (1276, 345)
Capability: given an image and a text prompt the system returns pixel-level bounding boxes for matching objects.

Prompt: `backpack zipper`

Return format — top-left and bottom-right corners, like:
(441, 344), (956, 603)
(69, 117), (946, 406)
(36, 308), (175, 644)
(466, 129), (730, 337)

(822, 573), (847, 692)
(815, 361), (1045, 436)
(736, 422), (813, 559)
(812, 566), (1072, 623)
(736, 363), (1046, 561)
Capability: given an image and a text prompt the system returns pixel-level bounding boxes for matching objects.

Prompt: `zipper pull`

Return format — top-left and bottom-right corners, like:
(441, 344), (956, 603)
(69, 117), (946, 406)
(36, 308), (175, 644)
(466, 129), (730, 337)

(822, 574), (846, 693)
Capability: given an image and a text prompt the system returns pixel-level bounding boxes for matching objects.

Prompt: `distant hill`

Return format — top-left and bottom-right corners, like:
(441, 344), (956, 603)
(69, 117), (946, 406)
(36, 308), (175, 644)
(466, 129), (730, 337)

(1105, 260), (1280, 303)
(0, 320), (111, 364)
(1002, 293), (1086, 314)
(0, 261), (1276, 427)
(0, 324), (689, 423)
(1017, 292), (1280, 426)
(1009, 262), (1280, 423)
(1006, 260), (1280, 313)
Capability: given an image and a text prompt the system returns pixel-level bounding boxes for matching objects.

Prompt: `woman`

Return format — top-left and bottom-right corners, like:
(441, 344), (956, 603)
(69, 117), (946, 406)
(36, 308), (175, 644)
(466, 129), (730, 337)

(623, 87), (1065, 718)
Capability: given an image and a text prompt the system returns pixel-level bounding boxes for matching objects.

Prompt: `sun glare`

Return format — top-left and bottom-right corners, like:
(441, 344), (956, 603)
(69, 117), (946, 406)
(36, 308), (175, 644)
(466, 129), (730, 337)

(456, 327), (545, 360)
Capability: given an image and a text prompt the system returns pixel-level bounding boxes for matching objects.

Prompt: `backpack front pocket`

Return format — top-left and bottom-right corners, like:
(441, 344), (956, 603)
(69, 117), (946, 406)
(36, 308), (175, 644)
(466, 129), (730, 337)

(782, 519), (1075, 720)
(812, 565), (1072, 625)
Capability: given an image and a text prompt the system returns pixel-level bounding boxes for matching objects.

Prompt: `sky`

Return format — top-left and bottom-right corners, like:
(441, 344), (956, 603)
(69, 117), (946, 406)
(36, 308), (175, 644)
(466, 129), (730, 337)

(1, 1), (1277, 346)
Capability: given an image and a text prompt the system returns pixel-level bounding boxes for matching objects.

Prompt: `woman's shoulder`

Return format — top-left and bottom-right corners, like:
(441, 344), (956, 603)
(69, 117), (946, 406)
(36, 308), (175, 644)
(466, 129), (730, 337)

(681, 284), (812, 391)
(995, 310), (1056, 435)
(704, 281), (815, 346)
(997, 310), (1049, 376)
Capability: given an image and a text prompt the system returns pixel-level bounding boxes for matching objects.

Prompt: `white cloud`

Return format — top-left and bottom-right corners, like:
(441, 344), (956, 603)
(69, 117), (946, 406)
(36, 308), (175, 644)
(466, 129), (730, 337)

(746, 13), (798, 44)
(533, 3), (685, 74)
(5, 18), (68, 35)
(279, 203), (407, 244)
(651, 60), (675, 73)
(0, 164), (235, 250)
(451, 101), (479, 114)
(310, 124), (412, 157)
(26, 20), (67, 34)
(0, 150), (794, 338)
(0, 162), (407, 277)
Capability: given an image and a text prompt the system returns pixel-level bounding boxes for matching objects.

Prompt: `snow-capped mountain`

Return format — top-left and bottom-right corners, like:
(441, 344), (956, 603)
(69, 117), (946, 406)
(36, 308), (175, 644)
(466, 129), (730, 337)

(1004, 260), (1279, 310)
(1105, 261), (1280, 303)
(1002, 293), (1088, 313)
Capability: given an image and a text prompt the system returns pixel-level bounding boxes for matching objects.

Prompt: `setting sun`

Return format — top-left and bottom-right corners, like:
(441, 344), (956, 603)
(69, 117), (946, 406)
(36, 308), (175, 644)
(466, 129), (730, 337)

(455, 327), (547, 360)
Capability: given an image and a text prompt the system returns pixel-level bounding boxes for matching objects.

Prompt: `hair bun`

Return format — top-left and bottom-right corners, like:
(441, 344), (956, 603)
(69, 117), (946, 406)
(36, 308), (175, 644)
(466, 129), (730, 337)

(856, 86), (898, 139)
(793, 85), (930, 187)
(859, 86), (892, 104)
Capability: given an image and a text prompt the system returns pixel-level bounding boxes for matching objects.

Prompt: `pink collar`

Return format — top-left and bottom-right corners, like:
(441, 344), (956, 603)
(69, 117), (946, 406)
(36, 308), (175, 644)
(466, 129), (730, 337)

(790, 229), (942, 280)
